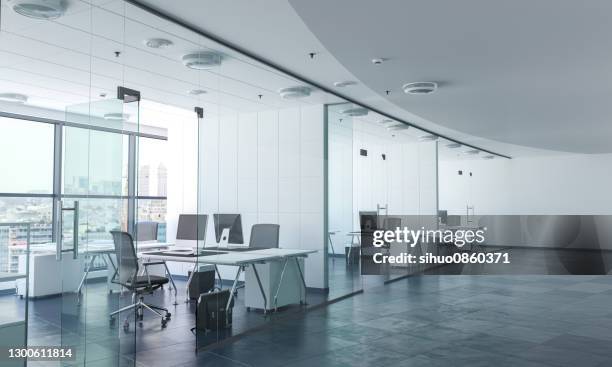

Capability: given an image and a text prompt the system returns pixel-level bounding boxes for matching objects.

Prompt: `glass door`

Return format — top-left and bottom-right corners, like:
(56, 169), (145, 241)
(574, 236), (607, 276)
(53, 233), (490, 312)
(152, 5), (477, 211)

(58, 89), (140, 366)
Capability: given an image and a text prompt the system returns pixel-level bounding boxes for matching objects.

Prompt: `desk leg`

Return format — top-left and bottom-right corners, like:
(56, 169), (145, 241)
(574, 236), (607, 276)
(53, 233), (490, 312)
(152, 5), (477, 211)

(105, 253), (118, 293)
(214, 265), (222, 290)
(294, 257), (307, 305)
(226, 266), (242, 313)
(77, 254), (97, 304)
(185, 263), (198, 302)
(161, 261), (178, 305)
(273, 258), (289, 312)
(251, 263), (267, 314)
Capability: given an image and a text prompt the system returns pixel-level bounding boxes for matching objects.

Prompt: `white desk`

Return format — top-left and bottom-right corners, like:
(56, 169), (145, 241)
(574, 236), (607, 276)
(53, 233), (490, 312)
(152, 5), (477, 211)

(247, 248), (316, 310)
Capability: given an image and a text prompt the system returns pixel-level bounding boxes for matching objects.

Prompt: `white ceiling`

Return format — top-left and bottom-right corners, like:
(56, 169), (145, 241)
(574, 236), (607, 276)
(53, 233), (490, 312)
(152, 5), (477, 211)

(289, 0), (612, 154)
(135, 0), (612, 156)
(0, 0), (342, 126)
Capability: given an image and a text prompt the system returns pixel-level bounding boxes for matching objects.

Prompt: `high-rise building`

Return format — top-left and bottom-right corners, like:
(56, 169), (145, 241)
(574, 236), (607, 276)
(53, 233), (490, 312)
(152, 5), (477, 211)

(157, 163), (167, 197)
(138, 164), (150, 196)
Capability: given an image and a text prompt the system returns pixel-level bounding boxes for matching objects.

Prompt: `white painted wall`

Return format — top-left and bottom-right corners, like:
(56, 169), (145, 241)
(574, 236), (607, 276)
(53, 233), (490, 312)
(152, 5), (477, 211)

(439, 153), (612, 215)
(328, 116), (438, 249)
(196, 105), (326, 289)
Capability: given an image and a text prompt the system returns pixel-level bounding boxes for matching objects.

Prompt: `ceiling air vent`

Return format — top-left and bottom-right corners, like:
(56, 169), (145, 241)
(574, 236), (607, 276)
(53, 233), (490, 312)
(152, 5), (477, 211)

(403, 82), (437, 95)
(278, 86), (311, 99)
(340, 107), (369, 117)
(8, 0), (66, 20)
(182, 51), (222, 70)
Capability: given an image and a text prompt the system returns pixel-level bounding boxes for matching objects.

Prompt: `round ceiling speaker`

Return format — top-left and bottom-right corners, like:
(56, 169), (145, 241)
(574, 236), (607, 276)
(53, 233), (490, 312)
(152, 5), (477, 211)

(182, 51), (222, 70)
(446, 142), (462, 149)
(340, 107), (369, 117)
(402, 82), (437, 95)
(8, 0), (66, 20)
(0, 93), (28, 104)
(103, 113), (130, 121)
(278, 86), (311, 99)
(419, 134), (438, 141)
(144, 38), (173, 49)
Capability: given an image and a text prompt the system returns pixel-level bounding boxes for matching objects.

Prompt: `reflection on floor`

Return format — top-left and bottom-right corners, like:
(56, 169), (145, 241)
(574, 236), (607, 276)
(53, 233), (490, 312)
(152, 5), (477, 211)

(0, 278), (326, 367)
(203, 275), (612, 367)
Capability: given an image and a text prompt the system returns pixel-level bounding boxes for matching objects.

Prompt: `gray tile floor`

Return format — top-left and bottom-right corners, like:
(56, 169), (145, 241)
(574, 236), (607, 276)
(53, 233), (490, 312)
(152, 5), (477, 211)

(202, 275), (612, 367)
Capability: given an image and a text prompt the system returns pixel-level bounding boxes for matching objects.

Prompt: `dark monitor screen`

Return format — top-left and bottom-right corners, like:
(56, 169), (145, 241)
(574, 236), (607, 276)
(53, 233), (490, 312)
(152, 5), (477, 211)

(359, 211), (378, 232)
(176, 214), (208, 241)
(213, 214), (244, 244)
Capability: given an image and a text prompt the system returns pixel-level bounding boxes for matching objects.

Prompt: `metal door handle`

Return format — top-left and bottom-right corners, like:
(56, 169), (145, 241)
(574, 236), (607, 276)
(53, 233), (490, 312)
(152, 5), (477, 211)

(55, 200), (79, 261)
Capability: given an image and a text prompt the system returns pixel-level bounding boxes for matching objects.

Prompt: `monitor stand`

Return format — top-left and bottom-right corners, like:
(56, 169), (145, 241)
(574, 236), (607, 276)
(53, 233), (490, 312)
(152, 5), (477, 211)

(219, 228), (230, 248)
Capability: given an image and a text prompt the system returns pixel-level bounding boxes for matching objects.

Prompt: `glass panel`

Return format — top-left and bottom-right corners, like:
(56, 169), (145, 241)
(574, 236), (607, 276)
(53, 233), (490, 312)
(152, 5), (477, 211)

(137, 138), (168, 197)
(136, 199), (167, 242)
(64, 103), (129, 197)
(0, 117), (54, 194)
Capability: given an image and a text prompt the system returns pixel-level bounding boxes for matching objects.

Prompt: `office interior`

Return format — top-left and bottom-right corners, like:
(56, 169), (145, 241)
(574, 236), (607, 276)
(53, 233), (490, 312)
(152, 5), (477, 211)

(2, 1), (612, 366)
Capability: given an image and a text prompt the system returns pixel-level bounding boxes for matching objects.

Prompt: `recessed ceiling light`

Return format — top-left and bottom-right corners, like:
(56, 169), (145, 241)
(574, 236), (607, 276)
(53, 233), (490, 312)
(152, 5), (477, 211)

(465, 149), (480, 155)
(278, 86), (312, 99)
(0, 93), (28, 104)
(483, 155), (495, 160)
(340, 107), (369, 117)
(8, 0), (66, 20)
(403, 82), (437, 95)
(144, 38), (173, 49)
(419, 134), (438, 141)
(371, 58), (385, 65)
(182, 51), (222, 70)
(103, 113), (130, 121)
(446, 143), (462, 149)
(188, 89), (207, 96)
(377, 119), (394, 125)
(333, 81), (357, 88)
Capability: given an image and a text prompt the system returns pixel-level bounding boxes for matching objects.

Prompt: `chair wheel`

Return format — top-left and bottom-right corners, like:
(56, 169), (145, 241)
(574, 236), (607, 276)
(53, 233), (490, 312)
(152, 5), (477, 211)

(161, 319), (167, 328)
(165, 313), (171, 320)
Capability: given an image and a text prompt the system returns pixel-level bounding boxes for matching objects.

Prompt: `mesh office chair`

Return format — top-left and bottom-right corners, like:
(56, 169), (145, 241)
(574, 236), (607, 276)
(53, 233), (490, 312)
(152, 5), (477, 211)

(249, 224), (280, 249)
(109, 231), (171, 330)
(135, 221), (158, 242)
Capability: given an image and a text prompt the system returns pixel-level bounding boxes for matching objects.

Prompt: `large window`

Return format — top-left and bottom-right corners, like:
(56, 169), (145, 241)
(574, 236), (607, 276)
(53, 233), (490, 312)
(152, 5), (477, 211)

(0, 113), (168, 274)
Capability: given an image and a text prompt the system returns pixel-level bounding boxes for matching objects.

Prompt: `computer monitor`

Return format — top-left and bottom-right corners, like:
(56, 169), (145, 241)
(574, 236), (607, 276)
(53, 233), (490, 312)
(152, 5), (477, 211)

(438, 210), (448, 225)
(176, 214), (208, 247)
(213, 214), (244, 244)
(359, 211), (378, 232)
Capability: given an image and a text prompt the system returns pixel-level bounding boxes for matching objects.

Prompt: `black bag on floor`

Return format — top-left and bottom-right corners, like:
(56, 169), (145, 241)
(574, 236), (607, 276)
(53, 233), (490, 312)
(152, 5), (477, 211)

(188, 270), (216, 301)
(195, 289), (234, 331)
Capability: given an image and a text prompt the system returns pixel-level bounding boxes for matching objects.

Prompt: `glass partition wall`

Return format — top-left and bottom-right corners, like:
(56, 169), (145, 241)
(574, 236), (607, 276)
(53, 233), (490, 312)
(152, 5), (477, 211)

(326, 103), (440, 293)
(0, 0), (352, 362)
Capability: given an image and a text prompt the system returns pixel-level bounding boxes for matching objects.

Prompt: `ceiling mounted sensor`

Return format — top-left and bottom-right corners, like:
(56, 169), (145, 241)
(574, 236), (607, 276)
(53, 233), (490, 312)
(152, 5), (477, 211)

(8, 0), (66, 20)
(333, 81), (357, 88)
(278, 86), (311, 99)
(446, 142), (462, 149)
(182, 51), (222, 70)
(465, 149), (480, 155)
(188, 89), (207, 96)
(340, 107), (369, 117)
(483, 155), (495, 160)
(403, 82), (437, 95)
(144, 38), (173, 49)
(0, 93), (28, 104)
(103, 113), (130, 121)
(419, 134), (438, 142)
